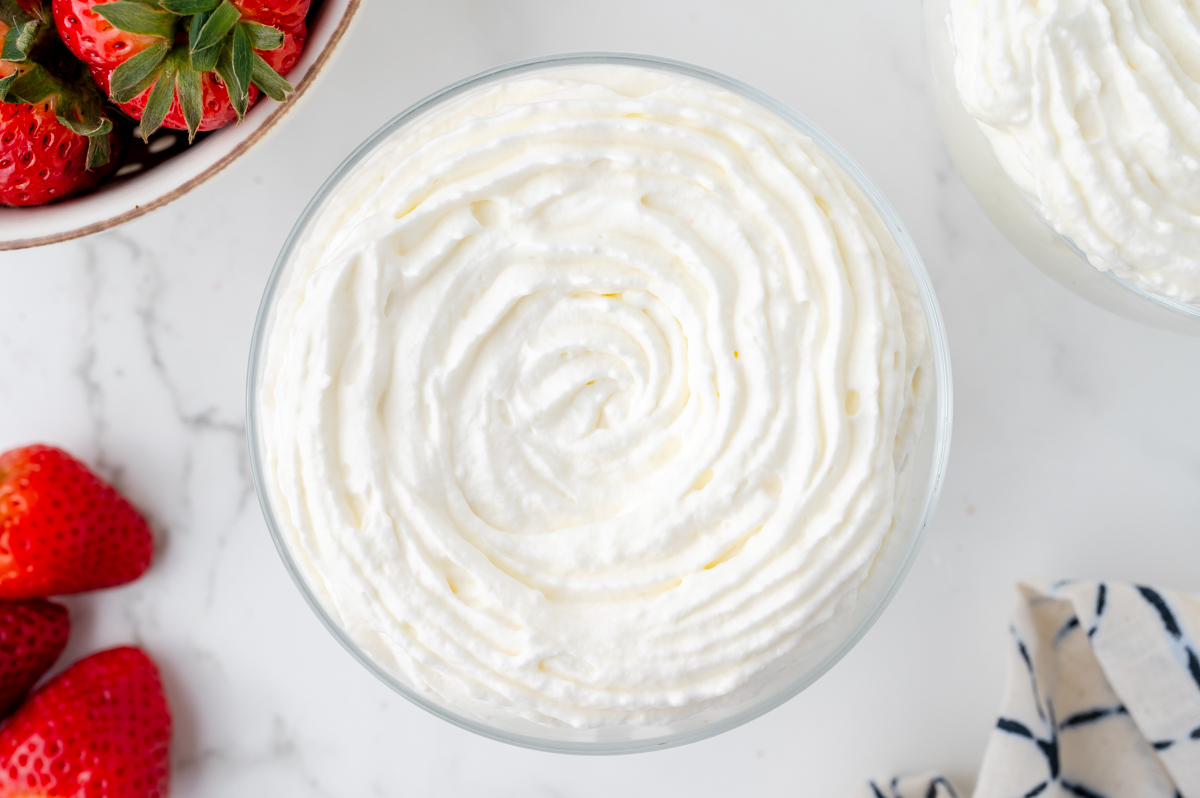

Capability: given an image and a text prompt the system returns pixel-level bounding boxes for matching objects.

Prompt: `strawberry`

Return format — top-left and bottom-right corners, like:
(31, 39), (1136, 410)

(52, 0), (306, 141)
(0, 599), (69, 719)
(230, 0), (306, 36)
(0, 445), (153, 599)
(0, 1), (123, 205)
(90, 60), (252, 133)
(0, 100), (116, 205)
(0, 646), (172, 798)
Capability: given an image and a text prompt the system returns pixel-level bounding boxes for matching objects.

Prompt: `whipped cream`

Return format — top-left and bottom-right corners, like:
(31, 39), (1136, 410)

(260, 63), (932, 728)
(948, 0), (1200, 304)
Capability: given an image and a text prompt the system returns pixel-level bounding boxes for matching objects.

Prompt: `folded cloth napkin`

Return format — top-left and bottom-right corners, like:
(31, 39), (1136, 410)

(857, 581), (1200, 798)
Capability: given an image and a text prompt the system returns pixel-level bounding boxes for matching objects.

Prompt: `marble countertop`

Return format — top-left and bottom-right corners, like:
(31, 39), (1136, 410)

(2, 1), (1198, 795)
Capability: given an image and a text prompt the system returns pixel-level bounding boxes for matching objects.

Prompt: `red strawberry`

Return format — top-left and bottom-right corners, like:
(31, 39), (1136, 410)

(0, 445), (153, 599)
(52, 0), (306, 141)
(46, 0), (159, 72)
(0, 100), (117, 205)
(230, 0), (308, 79)
(0, 7), (123, 206)
(231, 0), (308, 36)
(0, 599), (69, 719)
(0, 646), (172, 798)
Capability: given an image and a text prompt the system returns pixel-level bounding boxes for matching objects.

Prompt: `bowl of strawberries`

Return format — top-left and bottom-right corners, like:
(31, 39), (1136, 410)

(0, 0), (359, 249)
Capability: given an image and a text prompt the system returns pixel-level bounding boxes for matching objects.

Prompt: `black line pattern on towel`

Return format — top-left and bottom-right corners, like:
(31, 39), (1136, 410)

(1069, 586), (1200, 774)
(926, 776), (958, 798)
(865, 778), (959, 798)
(1088, 583), (1106, 638)
(1055, 616), (1080, 645)
(1139, 586), (1182, 637)
(994, 707), (1059, 783)
(1138, 586), (1200, 694)
(994, 626), (1138, 798)
(1013, 625), (1048, 724)
(1059, 705), (1127, 730)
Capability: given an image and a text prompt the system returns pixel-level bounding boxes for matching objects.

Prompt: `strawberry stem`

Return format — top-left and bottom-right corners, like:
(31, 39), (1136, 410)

(98, 0), (297, 130)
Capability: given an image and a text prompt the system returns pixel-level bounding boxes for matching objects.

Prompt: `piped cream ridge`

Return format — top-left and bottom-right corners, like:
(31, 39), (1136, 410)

(260, 64), (932, 728)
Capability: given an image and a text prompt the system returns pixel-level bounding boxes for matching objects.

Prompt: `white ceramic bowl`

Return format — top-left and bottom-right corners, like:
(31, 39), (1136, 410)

(247, 53), (954, 754)
(0, 0), (361, 251)
(924, 0), (1200, 335)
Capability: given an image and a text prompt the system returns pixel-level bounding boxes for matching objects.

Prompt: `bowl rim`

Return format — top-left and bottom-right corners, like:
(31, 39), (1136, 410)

(1095, 250), (1200, 322)
(245, 51), (955, 755)
(0, 0), (362, 252)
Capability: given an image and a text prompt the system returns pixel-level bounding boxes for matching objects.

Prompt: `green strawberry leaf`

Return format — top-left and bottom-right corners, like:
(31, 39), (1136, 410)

(190, 0), (239, 53)
(59, 72), (119, 170)
(214, 36), (246, 121)
(187, 8), (223, 71)
(84, 127), (112, 169)
(161, 0), (219, 13)
(94, 0), (176, 38)
(188, 7), (208, 49)
(230, 20), (251, 97)
(249, 51), (290, 101)
(1, 18), (39, 61)
(190, 41), (221, 72)
(175, 61), (202, 141)
(138, 67), (176, 140)
(108, 38), (170, 102)
(0, 71), (17, 100)
(58, 111), (111, 137)
(3, 63), (57, 104)
(240, 20), (282, 51)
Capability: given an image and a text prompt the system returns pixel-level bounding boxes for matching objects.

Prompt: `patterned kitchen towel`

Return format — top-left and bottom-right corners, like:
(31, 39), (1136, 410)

(863, 774), (959, 797)
(856, 581), (1200, 798)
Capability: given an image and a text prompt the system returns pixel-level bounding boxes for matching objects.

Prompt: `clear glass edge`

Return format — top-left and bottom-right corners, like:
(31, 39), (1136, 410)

(1089, 243), (1200, 322)
(1002, 159), (1200, 322)
(244, 51), (955, 755)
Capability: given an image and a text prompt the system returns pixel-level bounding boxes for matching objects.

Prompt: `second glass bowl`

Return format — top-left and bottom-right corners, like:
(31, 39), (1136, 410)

(247, 52), (953, 754)
(924, 0), (1200, 335)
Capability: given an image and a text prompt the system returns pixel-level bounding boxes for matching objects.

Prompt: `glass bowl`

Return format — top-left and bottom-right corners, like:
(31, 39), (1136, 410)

(246, 52), (953, 754)
(924, 0), (1200, 336)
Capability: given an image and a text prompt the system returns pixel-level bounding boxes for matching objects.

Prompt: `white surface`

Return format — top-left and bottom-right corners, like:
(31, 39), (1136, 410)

(0, 1), (1197, 794)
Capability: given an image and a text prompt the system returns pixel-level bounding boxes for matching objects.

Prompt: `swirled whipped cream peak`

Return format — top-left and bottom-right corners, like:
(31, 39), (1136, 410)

(948, 0), (1200, 304)
(260, 63), (933, 729)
